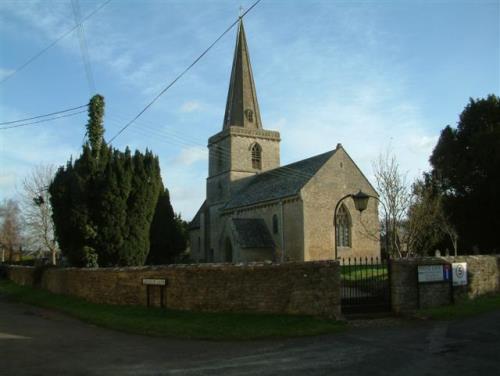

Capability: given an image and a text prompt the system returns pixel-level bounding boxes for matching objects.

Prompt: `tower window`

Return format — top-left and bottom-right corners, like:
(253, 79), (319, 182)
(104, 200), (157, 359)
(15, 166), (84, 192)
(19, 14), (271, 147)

(336, 204), (351, 248)
(251, 143), (262, 170)
(245, 109), (254, 122)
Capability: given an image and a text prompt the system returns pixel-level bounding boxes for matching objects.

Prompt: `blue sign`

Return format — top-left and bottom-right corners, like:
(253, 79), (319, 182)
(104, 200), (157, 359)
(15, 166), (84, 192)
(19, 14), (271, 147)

(443, 264), (451, 281)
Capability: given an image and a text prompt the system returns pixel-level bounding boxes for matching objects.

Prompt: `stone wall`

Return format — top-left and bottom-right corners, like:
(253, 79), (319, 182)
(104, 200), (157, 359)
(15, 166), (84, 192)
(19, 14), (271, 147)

(6, 261), (341, 318)
(391, 256), (500, 313)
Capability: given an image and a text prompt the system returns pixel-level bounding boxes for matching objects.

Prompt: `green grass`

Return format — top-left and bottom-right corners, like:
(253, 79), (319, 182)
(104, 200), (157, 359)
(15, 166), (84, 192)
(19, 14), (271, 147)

(415, 294), (500, 320)
(341, 265), (388, 281)
(0, 280), (345, 340)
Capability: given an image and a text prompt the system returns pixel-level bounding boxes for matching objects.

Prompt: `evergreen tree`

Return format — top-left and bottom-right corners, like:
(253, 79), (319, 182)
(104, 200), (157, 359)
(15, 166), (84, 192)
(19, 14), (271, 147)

(50, 94), (163, 267)
(430, 94), (500, 252)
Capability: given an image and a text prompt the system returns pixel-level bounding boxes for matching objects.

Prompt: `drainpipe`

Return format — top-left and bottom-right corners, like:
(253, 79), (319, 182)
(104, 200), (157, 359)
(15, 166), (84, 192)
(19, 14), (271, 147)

(280, 199), (285, 262)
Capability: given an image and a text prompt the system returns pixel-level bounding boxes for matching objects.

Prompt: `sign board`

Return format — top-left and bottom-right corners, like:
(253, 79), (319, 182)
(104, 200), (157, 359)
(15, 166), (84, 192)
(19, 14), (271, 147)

(418, 264), (451, 283)
(142, 278), (166, 286)
(452, 263), (467, 286)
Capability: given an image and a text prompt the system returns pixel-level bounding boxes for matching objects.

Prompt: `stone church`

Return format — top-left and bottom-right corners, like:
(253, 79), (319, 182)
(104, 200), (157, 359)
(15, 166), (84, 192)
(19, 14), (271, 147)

(189, 19), (380, 263)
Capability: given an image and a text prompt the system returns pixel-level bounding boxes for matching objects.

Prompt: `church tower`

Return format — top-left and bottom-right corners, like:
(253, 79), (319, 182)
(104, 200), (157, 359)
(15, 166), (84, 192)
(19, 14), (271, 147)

(207, 18), (281, 206)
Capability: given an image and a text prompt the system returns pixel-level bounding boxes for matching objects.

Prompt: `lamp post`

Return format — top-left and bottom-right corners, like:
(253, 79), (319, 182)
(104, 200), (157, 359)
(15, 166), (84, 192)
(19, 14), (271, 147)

(334, 190), (389, 259)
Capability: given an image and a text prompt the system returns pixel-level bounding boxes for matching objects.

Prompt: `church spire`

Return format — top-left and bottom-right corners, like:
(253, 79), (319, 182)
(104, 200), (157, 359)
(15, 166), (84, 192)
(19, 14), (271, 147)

(222, 18), (262, 129)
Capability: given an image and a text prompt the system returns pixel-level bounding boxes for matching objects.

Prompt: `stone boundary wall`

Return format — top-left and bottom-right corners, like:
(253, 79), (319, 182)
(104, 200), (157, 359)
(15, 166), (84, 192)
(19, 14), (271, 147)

(391, 255), (500, 313)
(6, 261), (341, 318)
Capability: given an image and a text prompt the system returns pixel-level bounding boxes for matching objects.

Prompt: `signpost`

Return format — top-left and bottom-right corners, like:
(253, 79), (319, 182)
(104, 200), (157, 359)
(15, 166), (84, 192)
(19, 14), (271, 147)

(142, 278), (167, 307)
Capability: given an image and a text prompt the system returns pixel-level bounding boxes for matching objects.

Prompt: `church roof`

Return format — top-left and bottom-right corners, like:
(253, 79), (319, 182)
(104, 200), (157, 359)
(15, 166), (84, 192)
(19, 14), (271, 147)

(224, 149), (336, 210)
(189, 200), (206, 229)
(232, 218), (275, 249)
(222, 18), (262, 130)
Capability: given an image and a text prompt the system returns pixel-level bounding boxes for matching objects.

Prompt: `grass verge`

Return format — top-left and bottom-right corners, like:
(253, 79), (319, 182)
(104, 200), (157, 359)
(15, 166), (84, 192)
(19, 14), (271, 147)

(415, 294), (500, 320)
(0, 280), (345, 340)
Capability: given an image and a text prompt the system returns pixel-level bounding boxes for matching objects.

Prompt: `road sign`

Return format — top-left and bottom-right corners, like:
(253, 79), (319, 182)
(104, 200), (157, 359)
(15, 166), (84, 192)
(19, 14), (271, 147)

(452, 263), (467, 286)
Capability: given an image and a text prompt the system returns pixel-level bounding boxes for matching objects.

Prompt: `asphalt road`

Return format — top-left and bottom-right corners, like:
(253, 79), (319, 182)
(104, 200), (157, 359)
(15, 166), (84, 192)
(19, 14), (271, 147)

(1, 297), (499, 376)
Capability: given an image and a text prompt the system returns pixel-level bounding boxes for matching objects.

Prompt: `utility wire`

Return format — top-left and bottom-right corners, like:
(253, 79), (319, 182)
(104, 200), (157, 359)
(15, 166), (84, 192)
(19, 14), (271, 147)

(71, 0), (97, 95)
(0, 0), (112, 85)
(0, 104), (87, 125)
(0, 110), (87, 130)
(108, 0), (263, 143)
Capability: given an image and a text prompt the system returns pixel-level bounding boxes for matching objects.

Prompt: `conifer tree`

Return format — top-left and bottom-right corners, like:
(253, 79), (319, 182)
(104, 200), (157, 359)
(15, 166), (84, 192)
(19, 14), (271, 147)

(50, 94), (164, 267)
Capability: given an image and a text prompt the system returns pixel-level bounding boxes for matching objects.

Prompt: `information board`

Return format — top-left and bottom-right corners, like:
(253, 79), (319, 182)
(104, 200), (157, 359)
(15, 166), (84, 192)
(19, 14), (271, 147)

(417, 264), (451, 283)
(452, 263), (467, 286)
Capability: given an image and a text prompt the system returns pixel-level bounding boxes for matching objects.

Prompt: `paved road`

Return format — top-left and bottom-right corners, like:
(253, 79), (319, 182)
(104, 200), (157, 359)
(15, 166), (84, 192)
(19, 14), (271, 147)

(1, 297), (499, 375)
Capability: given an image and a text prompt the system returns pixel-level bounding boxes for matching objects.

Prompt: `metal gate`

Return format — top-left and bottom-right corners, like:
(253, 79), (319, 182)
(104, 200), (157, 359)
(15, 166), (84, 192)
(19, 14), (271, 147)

(340, 257), (391, 314)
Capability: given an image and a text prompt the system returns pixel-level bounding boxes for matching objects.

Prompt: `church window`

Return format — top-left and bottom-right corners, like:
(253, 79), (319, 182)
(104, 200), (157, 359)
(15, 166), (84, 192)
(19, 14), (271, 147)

(272, 214), (279, 234)
(251, 143), (262, 169)
(336, 204), (351, 248)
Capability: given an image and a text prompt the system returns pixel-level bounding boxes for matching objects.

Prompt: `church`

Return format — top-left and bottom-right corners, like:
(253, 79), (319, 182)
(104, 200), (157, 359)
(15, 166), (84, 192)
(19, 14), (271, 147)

(189, 19), (380, 263)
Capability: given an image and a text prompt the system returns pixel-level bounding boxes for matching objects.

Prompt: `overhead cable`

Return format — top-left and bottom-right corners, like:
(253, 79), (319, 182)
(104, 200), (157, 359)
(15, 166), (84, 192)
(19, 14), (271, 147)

(0, 104), (87, 125)
(0, 109), (87, 130)
(0, 0), (112, 85)
(108, 0), (263, 143)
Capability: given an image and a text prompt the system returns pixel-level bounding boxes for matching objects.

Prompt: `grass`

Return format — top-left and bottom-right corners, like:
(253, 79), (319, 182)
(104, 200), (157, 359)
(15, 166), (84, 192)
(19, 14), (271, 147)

(341, 265), (388, 281)
(0, 280), (345, 340)
(415, 294), (500, 320)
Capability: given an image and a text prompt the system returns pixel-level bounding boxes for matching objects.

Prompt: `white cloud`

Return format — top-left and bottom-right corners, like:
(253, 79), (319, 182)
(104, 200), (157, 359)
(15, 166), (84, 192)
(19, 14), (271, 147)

(173, 146), (207, 166)
(180, 100), (202, 113)
(0, 68), (14, 81)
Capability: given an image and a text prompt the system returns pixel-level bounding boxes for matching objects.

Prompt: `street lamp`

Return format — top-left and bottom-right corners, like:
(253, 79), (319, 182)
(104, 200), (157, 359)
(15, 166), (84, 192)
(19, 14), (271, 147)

(334, 190), (389, 259)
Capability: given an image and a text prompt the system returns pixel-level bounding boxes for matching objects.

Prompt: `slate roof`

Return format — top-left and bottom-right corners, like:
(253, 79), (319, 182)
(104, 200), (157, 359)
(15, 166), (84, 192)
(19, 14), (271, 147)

(232, 218), (275, 249)
(224, 149), (336, 210)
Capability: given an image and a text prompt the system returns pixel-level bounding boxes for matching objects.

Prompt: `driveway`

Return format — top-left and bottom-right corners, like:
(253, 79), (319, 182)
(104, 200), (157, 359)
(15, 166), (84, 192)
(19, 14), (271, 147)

(1, 296), (499, 375)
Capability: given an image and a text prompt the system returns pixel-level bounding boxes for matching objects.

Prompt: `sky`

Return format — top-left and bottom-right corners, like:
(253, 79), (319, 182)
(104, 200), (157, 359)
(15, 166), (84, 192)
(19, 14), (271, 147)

(0, 0), (499, 220)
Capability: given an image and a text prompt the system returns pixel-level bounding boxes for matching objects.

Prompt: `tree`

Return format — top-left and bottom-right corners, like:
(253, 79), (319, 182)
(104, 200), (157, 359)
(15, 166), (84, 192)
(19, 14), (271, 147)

(406, 174), (458, 256)
(372, 148), (414, 258)
(430, 94), (500, 252)
(0, 199), (22, 263)
(50, 94), (163, 267)
(20, 165), (58, 265)
(147, 189), (188, 265)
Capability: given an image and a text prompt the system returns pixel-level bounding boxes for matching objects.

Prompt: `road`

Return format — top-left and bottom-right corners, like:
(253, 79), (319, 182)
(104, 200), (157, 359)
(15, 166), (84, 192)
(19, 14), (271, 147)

(1, 296), (499, 375)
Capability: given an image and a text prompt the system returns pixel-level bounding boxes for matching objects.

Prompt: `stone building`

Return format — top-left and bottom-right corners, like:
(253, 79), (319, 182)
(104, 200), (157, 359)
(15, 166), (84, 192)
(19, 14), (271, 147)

(189, 19), (380, 263)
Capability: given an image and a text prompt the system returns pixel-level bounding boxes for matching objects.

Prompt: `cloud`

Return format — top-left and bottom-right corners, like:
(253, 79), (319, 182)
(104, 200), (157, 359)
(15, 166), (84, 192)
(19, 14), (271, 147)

(173, 146), (207, 166)
(180, 100), (202, 113)
(0, 68), (14, 81)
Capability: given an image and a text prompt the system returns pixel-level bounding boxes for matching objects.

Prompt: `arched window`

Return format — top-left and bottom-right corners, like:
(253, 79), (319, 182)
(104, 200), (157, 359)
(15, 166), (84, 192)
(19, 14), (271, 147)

(272, 214), (279, 234)
(251, 143), (262, 170)
(336, 204), (351, 247)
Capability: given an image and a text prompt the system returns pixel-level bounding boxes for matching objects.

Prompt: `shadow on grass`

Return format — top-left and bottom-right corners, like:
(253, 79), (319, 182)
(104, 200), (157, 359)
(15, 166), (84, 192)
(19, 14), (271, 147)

(415, 294), (500, 321)
(0, 281), (346, 341)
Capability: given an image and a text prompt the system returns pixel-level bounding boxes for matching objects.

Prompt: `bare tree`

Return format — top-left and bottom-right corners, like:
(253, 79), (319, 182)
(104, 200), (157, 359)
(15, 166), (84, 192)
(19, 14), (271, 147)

(20, 165), (58, 265)
(0, 199), (22, 262)
(372, 148), (414, 258)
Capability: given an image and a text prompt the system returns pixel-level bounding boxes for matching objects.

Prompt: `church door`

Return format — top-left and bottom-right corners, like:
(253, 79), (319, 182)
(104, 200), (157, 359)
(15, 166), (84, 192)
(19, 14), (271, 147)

(224, 238), (233, 262)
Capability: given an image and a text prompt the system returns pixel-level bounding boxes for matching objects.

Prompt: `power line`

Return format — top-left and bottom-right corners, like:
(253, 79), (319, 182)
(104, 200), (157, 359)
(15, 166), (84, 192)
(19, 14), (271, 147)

(0, 104), (87, 125)
(0, 0), (112, 85)
(0, 110), (87, 130)
(108, 0), (263, 143)
(71, 0), (97, 95)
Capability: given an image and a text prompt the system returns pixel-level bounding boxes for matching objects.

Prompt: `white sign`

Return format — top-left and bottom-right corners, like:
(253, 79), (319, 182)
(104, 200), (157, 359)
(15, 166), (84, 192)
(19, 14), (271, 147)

(142, 278), (166, 286)
(418, 265), (448, 283)
(452, 263), (468, 286)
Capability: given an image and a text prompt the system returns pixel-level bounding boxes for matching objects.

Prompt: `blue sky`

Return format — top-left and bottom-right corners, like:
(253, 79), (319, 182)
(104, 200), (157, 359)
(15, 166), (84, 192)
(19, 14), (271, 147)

(0, 0), (498, 220)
